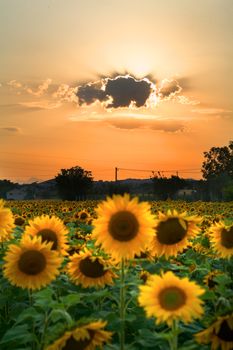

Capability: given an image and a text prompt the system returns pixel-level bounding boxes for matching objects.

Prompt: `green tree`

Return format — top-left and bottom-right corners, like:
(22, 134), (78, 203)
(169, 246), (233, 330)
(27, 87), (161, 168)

(55, 166), (93, 200)
(152, 175), (186, 200)
(202, 141), (233, 179)
(0, 179), (19, 199)
(107, 182), (131, 197)
(223, 180), (233, 201)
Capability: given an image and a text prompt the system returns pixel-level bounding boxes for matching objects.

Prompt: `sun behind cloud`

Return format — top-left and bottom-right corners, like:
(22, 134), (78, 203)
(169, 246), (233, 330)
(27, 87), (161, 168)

(76, 74), (158, 109)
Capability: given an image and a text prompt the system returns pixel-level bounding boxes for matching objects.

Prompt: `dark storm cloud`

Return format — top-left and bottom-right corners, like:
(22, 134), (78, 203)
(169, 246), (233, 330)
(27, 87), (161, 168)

(104, 76), (152, 108)
(76, 75), (154, 108)
(158, 79), (182, 99)
(77, 82), (107, 105)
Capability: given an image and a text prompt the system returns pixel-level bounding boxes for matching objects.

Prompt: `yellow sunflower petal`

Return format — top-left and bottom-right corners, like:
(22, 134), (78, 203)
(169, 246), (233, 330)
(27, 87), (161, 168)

(3, 235), (62, 290)
(45, 320), (112, 350)
(151, 209), (202, 259)
(67, 249), (117, 288)
(23, 215), (69, 256)
(138, 271), (205, 326)
(209, 222), (233, 259)
(92, 194), (156, 261)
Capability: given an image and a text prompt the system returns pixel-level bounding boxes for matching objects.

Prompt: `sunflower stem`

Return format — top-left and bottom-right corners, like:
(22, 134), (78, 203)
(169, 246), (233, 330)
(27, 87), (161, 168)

(28, 288), (33, 307)
(28, 289), (36, 350)
(229, 257), (233, 279)
(169, 320), (178, 350)
(4, 300), (9, 322)
(119, 258), (126, 350)
(40, 312), (48, 350)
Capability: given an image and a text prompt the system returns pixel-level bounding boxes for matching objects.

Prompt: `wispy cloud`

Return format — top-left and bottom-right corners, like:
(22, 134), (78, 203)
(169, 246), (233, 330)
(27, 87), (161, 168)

(191, 108), (232, 114)
(176, 95), (200, 105)
(52, 84), (78, 103)
(105, 117), (185, 132)
(6, 78), (52, 97)
(157, 79), (182, 100)
(25, 78), (52, 96)
(19, 100), (62, 110)
(5, 79), (77, 107)
(7, 80), (22, 88)
(0, 126), (21, 133)
(68, 113), (185, 133)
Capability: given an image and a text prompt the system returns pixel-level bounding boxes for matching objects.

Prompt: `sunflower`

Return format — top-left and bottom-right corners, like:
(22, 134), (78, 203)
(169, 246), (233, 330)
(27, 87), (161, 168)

(67, 243), (84, 256)
(188, 263), (197, 273)
(92, 194), (156, 261)
(67, 249), (117, 288)
(3, 235), (62, 290)
(0, 199), (15, 242)
(196, 314), (233, 350)
(151, 210), (202, 258)
(14, 215), (25, 226)
(193, 242), (209, 255)
(139, 270), (151, 284)
(45, 320), (112, 350)
(204, 270), (221, 290)
(209, 222), (233, 259)
(138, 271), (204, 326)
(23, 215), (68, 256)
(75, 229), (85, 239)
(77, 210), (91, 223)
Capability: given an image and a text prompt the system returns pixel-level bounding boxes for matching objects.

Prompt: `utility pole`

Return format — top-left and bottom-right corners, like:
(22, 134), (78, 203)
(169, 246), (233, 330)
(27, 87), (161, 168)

(115, 167), (118, 182)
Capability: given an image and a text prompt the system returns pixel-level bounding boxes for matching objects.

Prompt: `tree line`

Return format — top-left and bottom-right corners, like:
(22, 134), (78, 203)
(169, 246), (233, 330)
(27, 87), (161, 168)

(1, 140), (233, 201)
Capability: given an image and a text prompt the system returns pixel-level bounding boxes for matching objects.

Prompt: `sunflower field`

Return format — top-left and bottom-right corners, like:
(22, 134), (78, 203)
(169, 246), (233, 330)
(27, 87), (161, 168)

(0, 196), (233, 350)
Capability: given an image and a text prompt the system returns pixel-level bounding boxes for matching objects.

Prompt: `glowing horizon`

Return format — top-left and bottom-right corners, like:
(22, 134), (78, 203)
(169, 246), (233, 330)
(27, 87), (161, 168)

(1, 0), (232, 183)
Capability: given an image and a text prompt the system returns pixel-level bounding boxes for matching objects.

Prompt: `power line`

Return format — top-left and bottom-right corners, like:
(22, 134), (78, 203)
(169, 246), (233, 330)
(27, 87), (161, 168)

(115, 167), (202, 181)
(117, 167), (201, 173)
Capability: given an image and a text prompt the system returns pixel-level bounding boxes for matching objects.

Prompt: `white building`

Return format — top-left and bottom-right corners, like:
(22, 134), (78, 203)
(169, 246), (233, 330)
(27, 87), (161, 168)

(176, 189), (197, 198)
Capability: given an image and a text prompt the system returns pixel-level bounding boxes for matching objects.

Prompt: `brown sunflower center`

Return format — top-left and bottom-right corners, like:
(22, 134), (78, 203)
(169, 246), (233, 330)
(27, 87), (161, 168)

(221, 227), (233, 249)
(156, 218), (187, 245)
(207, 278), (217, 289)
(79, 257), (106, 278)
(18, 250), (46, 275)
(80, 212), (88, 220)
(14, 217), (25, 226)
(216, 320), (233, 342)
(135, 251), (148, 259)
(108, 210), (139, 242)
(37, 229), (58, 250)
(63, 330), (95, 350)
(158, 286), (187, 311)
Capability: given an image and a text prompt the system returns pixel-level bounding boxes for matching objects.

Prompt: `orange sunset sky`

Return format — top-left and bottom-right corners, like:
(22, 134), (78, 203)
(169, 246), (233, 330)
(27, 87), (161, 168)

(0, 0), (233, 183)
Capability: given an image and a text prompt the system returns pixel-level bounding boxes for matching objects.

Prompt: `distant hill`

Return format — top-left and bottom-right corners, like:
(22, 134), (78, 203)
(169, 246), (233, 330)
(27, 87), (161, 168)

(4, 177), (204, 200)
